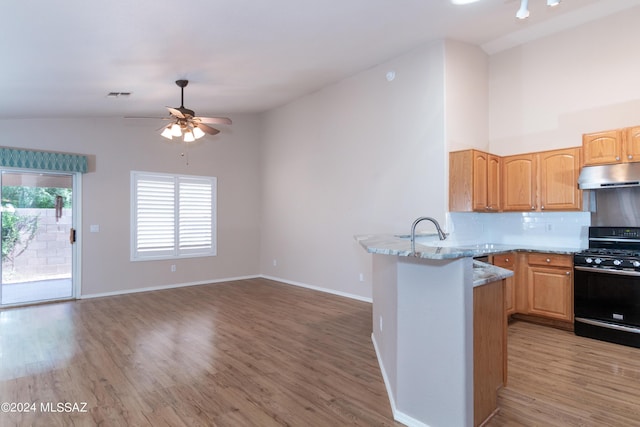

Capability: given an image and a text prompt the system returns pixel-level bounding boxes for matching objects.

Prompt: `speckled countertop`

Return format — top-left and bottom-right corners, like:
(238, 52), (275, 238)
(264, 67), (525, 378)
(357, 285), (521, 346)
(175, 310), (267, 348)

(354, 233), (582, 259)
(355, 233), (582, 287)
(472, 260), (513, 287)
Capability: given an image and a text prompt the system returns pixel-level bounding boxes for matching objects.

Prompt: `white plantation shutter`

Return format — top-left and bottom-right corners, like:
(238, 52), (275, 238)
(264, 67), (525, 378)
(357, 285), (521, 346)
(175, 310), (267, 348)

(134, 175), (175, 257)
(131, 172), (216, 260)
(178, 177), (214, 254)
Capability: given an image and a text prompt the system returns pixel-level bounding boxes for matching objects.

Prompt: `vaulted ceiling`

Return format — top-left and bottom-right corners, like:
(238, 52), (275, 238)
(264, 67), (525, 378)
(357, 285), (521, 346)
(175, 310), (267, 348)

(2, 0), (637, 119)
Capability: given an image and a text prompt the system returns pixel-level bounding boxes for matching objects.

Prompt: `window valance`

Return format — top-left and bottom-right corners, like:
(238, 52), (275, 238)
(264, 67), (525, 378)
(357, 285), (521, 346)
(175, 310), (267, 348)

(0, 147), (87, 173)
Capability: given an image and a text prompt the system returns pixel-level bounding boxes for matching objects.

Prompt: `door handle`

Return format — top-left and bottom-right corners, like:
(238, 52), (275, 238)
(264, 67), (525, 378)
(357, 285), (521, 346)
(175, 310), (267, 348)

(69, 228), (76, 244)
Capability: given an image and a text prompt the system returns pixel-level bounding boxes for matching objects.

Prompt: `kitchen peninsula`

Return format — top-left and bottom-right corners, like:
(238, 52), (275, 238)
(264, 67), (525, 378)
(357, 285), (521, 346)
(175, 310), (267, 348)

(356, 233), (514, 427)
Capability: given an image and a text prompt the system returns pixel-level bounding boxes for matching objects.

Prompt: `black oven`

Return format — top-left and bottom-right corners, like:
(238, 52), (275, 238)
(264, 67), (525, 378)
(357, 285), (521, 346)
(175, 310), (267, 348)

(574, 227), (640, 348)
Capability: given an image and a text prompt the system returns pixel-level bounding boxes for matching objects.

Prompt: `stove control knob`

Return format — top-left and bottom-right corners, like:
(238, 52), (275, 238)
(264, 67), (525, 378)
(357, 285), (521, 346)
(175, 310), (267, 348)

(595, 258), (602, 264)
(634, 261), (640, 268)
(613, 259), (622, 266)
(586, 257), (593, 264)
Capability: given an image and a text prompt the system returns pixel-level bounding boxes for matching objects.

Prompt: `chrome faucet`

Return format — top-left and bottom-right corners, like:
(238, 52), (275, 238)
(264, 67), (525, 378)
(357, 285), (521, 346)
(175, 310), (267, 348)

(411, 216), (447, 254)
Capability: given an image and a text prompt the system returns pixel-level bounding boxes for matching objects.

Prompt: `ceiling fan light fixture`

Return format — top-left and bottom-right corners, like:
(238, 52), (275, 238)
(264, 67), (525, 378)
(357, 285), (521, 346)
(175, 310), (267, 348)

(547, 0), (560, 6)
(183, 130), (195, 143)
(170, 123), (182, 137)
(160, 126), (173, 139)
(193, 126), (205, 139)
(516, 0), (529, 19)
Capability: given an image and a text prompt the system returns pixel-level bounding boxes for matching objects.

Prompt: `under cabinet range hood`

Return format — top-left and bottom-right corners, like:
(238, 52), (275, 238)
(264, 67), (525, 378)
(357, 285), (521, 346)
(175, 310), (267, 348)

(578, 162), (640, 189)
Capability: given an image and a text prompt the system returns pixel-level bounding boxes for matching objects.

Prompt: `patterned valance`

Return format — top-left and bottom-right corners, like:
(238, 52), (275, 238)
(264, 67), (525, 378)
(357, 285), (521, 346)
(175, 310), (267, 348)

(0, 147), (87, 173)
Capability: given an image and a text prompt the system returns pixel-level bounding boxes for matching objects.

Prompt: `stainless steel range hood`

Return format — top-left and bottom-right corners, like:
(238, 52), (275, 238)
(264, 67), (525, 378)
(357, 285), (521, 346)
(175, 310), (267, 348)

(578, 162), (640, 189)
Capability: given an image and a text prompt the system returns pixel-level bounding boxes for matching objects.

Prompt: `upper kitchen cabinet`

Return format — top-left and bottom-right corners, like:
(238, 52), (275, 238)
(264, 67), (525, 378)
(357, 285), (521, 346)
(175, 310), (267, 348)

(538, 148), (582, 211)
(582, 129), (622, 165)
(582, 127), (640, 165)
(449, 150), (501, 212)
(502, 148), (582, 212)
(625, 126), (640, 162)
(502, 154), (536, 211)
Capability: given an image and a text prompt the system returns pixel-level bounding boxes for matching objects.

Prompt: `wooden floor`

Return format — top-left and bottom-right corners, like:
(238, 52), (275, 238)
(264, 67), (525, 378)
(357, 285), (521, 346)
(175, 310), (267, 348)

(1, 278), (640, 426)
(488, 320), (640, 427)
(0, 278), (401, 427)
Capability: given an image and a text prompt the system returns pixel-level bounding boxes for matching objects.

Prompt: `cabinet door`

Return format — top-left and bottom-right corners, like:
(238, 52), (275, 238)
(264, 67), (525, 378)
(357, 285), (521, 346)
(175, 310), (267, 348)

(487, 155), (501, 212)
(624, 126), (640, 163)
(527, 266), (573, 322)
(502, 154), (536, 211)
(492, 253), (515, 315)
(582, 130), (623, 166)
(539, 148), (582, 211)
(472, 151), (489, 211)
(449, 150), (473, 212)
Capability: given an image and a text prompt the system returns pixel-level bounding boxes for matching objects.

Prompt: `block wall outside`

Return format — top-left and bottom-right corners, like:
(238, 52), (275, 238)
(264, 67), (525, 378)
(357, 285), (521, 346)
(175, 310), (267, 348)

(2, 208), (72, 284)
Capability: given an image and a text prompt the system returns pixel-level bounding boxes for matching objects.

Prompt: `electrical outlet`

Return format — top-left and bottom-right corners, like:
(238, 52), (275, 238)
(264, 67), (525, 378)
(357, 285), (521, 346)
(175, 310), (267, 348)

(273, 259), (277, 267)
(170, 264), (176, 272)
(359, 273), (364, 282)
(379, 316), (383, 332)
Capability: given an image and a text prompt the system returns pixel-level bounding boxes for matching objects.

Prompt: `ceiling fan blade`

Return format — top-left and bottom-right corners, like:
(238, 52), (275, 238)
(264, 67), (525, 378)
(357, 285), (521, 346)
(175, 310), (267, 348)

(167, 107), (185, 118)
(196, 116), (232, 125)
(196, 123), (220, 136)
(124, 116), (173, 120)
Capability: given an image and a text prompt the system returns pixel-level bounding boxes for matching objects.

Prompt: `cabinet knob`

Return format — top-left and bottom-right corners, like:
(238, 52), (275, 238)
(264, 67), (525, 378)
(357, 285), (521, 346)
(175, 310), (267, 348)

(546, 258), (551, 263)
(629, 155), (634, 160)
(505, 258), (509, 262)
(616, 156), (621, 161)
(566, 271), (570, 275)
(541, 206), (545, 210)
(532, 206), (535, 210)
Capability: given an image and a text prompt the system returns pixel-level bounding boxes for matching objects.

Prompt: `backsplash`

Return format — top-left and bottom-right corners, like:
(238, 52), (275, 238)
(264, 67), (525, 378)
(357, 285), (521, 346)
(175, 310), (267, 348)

(447, 212), (591, 249)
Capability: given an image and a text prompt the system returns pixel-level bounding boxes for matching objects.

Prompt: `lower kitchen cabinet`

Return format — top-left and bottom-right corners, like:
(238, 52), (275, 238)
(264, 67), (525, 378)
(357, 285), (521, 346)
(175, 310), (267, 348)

(491, 253), (516, 315)
(491, 252), (574, 326)
(526, 253), (573, 322)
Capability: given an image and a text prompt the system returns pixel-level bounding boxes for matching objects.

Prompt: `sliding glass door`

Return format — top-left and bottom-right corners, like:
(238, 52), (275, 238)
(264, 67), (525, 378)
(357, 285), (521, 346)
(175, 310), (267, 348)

(1, 171), (76, 305)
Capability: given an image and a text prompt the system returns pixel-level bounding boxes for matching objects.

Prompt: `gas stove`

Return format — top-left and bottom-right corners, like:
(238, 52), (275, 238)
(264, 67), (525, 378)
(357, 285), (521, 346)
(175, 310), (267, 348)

(574, 227), (640, 271)
(574, 226), (640, 348)
(574, 248), (640, 271)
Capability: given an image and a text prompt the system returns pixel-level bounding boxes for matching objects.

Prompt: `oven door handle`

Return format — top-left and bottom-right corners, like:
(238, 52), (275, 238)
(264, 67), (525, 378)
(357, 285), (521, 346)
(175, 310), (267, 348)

(575, 266), (640, 277)
(589, 237), (640, 243)
(575, 317), (640, 335)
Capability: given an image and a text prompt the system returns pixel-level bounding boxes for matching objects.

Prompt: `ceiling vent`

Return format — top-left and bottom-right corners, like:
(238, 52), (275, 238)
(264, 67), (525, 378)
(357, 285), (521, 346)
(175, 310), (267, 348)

(106, 92), (131, 98)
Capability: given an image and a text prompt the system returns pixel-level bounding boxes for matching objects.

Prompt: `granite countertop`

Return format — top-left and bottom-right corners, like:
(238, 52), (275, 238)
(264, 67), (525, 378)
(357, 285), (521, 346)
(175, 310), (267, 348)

(472, 260), (514, 287)
(354, 233), (583, 260)
(355, 233), (579, 287)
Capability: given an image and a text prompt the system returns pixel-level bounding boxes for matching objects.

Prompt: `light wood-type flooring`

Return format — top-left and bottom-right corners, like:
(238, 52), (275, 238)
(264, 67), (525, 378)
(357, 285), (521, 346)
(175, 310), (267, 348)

(1, 277), (640, 426)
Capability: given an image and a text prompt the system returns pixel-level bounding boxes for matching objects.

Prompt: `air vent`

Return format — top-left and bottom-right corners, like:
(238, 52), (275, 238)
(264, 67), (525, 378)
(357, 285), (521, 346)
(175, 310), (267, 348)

(106, 92), (132, 98)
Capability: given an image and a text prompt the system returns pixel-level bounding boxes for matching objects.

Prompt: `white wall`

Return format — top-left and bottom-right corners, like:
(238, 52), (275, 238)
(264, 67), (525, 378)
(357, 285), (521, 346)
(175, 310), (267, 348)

(489, 6), (640, 155)
(6, 5), (637, 301)
(260, 41), (447, 300)
(0, 116), (262, 296)
(445, 40), (490, 153)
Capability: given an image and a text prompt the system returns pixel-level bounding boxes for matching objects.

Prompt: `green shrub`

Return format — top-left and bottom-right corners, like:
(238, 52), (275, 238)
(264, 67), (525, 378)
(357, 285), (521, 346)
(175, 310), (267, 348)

(1, 208), (39, 268)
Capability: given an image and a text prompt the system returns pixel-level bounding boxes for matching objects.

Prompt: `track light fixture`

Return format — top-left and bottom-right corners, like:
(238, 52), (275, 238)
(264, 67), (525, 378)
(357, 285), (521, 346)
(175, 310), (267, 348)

(517, 0), (561, 20)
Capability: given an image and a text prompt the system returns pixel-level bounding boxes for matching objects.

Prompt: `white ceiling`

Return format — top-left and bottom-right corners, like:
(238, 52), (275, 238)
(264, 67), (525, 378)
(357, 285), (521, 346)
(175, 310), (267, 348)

(1, 0), (638, 119)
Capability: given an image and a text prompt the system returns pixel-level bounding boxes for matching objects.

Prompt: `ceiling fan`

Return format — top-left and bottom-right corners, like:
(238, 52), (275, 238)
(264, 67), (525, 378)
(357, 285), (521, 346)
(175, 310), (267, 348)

(140, 79), (231, 143)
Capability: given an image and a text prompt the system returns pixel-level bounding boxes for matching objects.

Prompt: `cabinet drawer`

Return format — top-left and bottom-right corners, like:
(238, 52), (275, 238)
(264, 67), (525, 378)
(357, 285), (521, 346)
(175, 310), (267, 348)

(492, 253), (515, 267)
(528, 253), (572, 268)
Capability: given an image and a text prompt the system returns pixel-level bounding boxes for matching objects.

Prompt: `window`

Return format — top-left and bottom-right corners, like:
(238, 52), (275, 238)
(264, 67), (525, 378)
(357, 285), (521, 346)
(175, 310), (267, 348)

(131, 171), (216, 261)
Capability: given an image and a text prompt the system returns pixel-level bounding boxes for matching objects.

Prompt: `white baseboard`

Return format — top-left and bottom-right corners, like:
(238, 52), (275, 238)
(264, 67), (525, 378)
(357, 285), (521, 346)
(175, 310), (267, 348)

(79, 274), (261, 300)
(260, 274), (372, 303)
(80, 274), (372, 304)
(371, 333), (431, 427)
